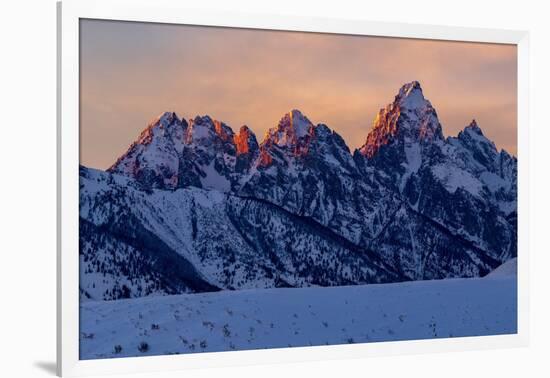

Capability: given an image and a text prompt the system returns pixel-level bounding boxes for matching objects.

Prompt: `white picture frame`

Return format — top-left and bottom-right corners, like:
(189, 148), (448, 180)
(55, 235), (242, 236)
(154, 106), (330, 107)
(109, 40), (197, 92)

(57, 0), (530, 376)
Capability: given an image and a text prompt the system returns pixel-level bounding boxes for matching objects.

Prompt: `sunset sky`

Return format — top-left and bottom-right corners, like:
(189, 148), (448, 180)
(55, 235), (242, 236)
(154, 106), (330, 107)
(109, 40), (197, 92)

(80, 19), (517, 170)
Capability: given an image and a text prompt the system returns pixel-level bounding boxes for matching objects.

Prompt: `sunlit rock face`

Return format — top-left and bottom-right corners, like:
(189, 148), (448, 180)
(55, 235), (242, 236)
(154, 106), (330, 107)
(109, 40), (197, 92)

(356, 81), (444, 194)
(82, 81), (517, 301)
(359, 81), (443, 159)
(233, 125), (259, 173)
(266, 109), (314, 151)
(108, 112), (188, 189)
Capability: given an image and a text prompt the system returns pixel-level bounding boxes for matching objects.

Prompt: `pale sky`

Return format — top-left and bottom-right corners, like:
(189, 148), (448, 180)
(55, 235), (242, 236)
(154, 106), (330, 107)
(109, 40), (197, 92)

(80, 19), (517, 170)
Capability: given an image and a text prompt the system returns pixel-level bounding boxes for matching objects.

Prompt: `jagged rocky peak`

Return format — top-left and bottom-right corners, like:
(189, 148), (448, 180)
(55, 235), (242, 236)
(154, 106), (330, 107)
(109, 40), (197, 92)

(459, 119), (491, 142)
(395, 80), (427, 109)
(107, 111), (188, 189)
(135, 111), (187, 145)
(466, 118), (481, 132)
(359, 81), (443, 158)
(264, 109), (314, 147)
(234, 125), (259, 155)
(461, 119), (488, 140)
(457, 118), (498, 152)
(186, 115), (235, 144)
(156, 111), (180, 127)
(234, 125), (260, 173)
(254, 109), (316, 167)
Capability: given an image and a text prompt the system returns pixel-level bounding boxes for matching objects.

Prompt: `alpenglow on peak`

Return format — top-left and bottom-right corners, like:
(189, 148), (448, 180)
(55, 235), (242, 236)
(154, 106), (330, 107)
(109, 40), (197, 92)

(263, 109), (315, 148)
(358, 81), (443, 158)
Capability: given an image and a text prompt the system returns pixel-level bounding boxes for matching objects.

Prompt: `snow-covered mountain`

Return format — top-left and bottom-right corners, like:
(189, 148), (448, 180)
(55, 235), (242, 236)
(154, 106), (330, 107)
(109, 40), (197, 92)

(80, 81), (517, 300)
(109, 113), (259, 192)
(358, 81), (443, 161)
(355, 82), (516, 271)
(240, 109), (398, 245)
(80, 166), (400, 301)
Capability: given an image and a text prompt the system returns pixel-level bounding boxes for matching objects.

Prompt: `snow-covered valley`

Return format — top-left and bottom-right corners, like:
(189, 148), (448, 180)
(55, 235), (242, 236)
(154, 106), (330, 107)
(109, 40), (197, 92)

(80, 265), (517, 360)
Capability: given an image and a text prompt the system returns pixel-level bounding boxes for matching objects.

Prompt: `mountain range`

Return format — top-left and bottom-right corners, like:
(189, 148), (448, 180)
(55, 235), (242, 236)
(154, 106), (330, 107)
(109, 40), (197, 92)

(79, 81), (517, 301)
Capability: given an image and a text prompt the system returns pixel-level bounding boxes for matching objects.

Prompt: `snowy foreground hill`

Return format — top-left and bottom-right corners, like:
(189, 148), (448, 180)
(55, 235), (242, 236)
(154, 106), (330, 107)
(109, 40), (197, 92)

(80, 261), (517, 359)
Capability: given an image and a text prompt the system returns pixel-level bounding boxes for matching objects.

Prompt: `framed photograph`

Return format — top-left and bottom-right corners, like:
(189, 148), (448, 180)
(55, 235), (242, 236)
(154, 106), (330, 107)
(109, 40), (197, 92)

(57, 0), (529, 376)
